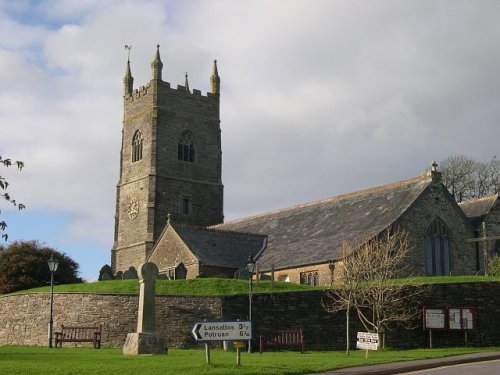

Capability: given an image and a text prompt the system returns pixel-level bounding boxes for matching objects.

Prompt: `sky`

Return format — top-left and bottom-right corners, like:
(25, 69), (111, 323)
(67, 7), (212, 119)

(1, 0), (499, 281)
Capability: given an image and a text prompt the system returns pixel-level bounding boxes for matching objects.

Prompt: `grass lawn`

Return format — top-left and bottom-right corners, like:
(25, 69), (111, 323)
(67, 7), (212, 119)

(0, 346), (499, 375)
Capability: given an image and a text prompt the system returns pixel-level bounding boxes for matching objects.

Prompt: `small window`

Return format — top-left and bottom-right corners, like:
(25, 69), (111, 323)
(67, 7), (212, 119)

(178, 131), (195, 162)
(278, 275), (290, 282)
(182, 198), (191, 215)
(132, 131), (143, 162)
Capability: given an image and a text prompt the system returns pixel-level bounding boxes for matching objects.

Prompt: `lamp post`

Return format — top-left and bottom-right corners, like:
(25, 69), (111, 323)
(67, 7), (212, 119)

(328, 259), (335, 286)
(47, 255), (59, 348)
(246, 254), (256, 353)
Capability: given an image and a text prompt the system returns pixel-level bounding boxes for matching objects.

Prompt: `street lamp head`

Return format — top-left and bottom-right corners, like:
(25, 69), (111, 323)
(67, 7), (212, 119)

(47, 255), (59, 273)
(246, 254), (255, 274)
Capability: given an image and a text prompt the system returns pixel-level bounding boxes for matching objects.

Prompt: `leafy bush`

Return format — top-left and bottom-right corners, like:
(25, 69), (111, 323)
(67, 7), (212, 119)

(0, 240), (83, 293)
(488, 255), (500, 276)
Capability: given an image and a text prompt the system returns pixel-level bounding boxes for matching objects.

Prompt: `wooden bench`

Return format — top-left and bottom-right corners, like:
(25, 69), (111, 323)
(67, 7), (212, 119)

(259, 329), (304, 353)
(54, 325), (102, 349)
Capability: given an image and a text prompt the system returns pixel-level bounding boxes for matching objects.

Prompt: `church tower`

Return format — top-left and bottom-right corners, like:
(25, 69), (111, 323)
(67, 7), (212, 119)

(111, 46), (224, 273)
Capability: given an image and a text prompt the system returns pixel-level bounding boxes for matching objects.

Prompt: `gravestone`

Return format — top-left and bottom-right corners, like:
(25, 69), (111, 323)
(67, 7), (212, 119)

(99, 264), (114, 281)
(123, 262), (167, 355)
(101, 272), (112, 281)
(174, 263), (187, 279)
(123, 266), (138, 279)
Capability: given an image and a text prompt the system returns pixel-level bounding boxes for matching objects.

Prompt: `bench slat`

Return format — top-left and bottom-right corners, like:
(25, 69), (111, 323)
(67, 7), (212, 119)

(54, 325), (102, 349)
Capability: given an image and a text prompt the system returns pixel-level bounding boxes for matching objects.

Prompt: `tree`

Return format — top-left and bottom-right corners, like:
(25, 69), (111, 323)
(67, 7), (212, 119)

(440, 154), (500, 202)
(0, 155), (25, 240)
(0, 240), (83, 294)
(322, 241), (363, 355)
(324, 228), (429, 350)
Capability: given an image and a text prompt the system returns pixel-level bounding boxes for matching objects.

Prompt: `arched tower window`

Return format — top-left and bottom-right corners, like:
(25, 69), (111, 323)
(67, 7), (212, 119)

(132, 131), (143, 162)
(425, 219), (451, 276)
(177, 131), (195, 162)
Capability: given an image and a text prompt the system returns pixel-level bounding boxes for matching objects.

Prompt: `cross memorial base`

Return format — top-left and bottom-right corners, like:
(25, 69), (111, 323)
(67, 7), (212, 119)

(123, 332), (167, 355)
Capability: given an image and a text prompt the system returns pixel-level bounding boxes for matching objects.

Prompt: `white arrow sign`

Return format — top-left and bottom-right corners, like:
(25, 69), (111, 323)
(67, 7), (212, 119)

(191, 321), (252, 341)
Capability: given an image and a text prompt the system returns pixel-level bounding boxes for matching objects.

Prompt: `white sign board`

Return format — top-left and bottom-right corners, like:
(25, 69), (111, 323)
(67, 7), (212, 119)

(424, 308), (446, 329)
(448, 309), (461, 330)
(191, 321), (252, 341)
(462, 309), (474, 330)
(356, 332), (379, 350)
(449, 308), (475, 330)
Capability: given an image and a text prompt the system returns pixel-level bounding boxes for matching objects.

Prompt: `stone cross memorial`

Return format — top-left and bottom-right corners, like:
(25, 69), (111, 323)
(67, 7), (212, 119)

(123, 262), (167, 355)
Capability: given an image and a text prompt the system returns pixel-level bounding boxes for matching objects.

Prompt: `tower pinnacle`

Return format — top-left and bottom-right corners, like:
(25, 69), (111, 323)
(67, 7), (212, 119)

(124, 59), (134, 96)
(151, 44), (163, 80)
(184, 72), (190, 93)
(210, 59), (220, 94)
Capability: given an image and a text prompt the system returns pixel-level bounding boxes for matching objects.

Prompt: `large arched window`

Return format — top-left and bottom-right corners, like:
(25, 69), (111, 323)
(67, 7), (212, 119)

(425, 219), (451, 276)
(132, 131), (143, 162)
(177, 131), (195, 162)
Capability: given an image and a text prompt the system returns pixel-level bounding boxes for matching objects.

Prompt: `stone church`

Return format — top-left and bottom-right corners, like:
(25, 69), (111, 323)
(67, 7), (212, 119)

(111, 46), (499, 285)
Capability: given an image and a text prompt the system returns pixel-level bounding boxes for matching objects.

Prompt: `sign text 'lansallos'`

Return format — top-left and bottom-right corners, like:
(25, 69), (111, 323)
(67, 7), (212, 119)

(191, 321), (252, 341)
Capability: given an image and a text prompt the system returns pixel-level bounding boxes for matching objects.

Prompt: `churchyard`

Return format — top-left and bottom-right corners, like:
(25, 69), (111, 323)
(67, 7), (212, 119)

(2, 276), (500, 374)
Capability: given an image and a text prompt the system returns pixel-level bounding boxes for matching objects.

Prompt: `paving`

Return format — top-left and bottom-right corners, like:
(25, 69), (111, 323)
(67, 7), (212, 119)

(309, 351), (500, 375)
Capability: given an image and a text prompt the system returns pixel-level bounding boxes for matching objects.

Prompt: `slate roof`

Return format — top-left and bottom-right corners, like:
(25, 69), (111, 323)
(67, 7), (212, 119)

(459, 195), (499, 227)
(213, 174), (434, 271)
(173, 225), (266, 269)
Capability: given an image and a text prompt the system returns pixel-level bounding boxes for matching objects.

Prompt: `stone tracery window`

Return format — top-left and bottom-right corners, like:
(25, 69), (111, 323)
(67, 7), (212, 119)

(425, 219), (451, 276)
(177, 131), (195, 162)
(300, 271), (319, 286)
(132, 130), (143, 162)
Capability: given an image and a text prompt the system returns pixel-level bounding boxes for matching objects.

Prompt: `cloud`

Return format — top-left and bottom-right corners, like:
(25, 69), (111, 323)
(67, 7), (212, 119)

(1, 0), (500, 279)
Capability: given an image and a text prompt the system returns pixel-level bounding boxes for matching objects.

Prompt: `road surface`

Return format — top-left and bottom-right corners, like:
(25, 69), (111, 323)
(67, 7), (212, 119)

(404, 359), (500, 375)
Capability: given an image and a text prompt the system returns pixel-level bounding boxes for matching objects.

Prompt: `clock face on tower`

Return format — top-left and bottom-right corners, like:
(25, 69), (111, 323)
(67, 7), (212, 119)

(127, 197), (139, 219)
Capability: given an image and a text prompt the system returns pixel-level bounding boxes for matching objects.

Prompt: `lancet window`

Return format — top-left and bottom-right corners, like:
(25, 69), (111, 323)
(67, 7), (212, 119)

(131, 130), (143, 162)
(177, 131), (195, 162)
(425, 219), (451, 276)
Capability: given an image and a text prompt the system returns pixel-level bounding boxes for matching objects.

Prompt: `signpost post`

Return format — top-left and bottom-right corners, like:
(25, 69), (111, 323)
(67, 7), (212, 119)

(192, 321), (252, 365)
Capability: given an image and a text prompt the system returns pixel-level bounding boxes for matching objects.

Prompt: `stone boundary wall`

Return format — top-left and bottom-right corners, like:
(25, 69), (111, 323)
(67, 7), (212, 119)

(1, 282), (500, 349)
(0, 293), (223, 348)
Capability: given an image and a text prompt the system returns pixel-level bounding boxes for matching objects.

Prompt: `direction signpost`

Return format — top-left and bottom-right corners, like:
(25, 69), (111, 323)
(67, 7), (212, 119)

(192, 321), (252, 365)
(192, 321), (252, 341)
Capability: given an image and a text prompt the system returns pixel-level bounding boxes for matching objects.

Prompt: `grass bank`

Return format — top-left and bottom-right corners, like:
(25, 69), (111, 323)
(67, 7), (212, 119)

(1, 346), (499, 375)
(8, 278), (316, 296)
(6, 275), (500, 297)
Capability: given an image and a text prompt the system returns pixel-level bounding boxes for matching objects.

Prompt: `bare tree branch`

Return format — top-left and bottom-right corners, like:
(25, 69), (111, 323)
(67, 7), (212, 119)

(324, 228), (430, 350)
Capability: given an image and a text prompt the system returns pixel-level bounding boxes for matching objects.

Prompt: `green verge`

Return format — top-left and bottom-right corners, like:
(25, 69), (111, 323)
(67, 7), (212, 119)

(6, 275), (500, 297)
(0, 346), (499, 375)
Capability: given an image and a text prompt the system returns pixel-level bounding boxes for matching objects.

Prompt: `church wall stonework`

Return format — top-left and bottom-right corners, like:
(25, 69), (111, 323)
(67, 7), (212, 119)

(148, 226), (200, 279)
(398, 181), (476, 276)
(270, 263), (340, 286)
(3, 282), (500, 349)
(485, 201), (500, 257)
